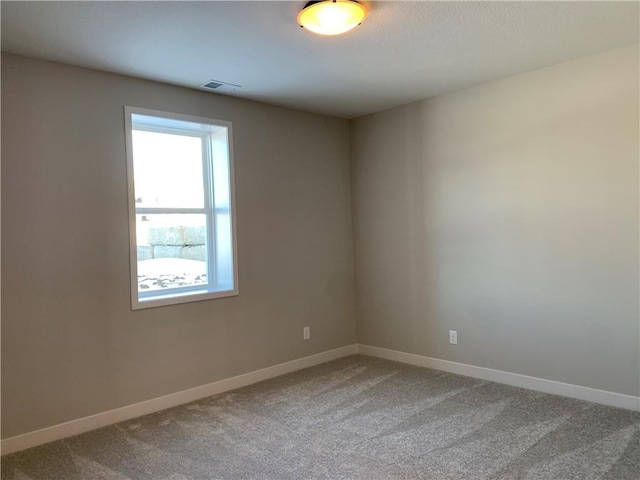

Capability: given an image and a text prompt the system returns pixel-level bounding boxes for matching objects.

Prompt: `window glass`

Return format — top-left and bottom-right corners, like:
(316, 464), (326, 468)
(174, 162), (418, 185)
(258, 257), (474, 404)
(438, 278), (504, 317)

(132, 130), (205, 209)
(136, 213), (208, 292)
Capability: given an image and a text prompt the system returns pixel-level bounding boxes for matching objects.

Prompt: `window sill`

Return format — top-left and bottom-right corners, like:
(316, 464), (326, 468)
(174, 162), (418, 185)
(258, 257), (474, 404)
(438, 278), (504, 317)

(132, 287), (239, 310)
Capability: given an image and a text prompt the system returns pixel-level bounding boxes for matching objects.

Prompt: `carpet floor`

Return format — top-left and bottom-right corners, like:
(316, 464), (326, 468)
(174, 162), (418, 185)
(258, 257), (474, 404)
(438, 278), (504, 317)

(2, 355), (639, 479)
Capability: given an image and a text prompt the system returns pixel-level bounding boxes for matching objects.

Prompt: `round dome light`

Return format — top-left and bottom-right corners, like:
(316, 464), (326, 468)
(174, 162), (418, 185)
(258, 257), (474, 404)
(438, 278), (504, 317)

(297, 1), (367, 36)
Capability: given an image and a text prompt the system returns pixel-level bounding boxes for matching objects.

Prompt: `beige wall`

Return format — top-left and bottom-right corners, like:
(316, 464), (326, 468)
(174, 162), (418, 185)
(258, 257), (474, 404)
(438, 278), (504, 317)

(1, 54), (357, 438)
(350, 45), (639, 396)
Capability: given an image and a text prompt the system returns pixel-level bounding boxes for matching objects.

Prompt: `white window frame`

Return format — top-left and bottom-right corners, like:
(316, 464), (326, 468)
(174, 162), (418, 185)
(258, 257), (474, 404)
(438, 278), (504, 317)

(124, 106), (239, 310)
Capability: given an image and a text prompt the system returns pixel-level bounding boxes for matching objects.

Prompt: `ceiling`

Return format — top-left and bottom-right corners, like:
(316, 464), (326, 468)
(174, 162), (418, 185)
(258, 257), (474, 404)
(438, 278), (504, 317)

(2, 1), (638, 119)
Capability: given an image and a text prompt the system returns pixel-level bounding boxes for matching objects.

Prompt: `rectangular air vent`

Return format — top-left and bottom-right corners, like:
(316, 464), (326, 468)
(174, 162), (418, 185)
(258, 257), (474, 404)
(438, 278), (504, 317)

(203, 81), (223, 89)
(199, 79), (241, 93)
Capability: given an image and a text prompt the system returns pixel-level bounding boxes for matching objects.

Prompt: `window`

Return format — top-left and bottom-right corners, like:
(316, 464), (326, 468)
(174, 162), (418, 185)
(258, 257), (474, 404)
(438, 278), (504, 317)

(124, 107), (238, 309)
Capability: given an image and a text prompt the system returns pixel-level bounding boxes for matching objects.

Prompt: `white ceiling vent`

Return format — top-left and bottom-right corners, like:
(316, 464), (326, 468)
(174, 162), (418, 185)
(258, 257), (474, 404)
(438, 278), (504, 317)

(200, 79), (241, 93)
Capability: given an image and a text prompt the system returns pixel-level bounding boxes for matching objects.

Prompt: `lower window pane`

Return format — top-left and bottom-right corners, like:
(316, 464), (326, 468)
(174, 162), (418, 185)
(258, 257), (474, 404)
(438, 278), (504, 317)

(136, 214), (208, 293)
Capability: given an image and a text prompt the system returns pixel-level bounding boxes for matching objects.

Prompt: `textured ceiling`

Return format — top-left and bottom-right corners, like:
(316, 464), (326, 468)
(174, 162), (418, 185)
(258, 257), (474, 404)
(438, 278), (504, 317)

(2, 1), (638, 118)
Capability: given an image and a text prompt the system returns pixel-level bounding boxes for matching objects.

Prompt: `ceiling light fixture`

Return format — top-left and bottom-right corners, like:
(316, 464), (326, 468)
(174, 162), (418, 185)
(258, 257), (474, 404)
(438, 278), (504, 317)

(297, 0), (367, 36)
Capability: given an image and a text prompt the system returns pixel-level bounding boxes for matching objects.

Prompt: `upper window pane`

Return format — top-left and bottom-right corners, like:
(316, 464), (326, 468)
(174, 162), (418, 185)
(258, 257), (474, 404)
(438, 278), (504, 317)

(132, 129), (204, 208)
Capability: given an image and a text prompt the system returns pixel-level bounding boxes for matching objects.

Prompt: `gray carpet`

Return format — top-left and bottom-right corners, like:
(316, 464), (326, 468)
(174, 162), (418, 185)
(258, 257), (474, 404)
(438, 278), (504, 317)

(2, 355), (639, 479)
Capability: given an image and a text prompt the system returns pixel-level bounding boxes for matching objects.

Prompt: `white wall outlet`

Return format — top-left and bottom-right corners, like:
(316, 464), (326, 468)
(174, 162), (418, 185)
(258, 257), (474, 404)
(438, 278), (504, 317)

(449, 330), (458, 345)
(303, 326), (310, 340)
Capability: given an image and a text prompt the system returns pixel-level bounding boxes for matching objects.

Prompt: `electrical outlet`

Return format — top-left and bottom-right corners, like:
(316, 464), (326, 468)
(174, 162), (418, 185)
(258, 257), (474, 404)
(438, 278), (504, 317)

(303, 326), (310, 340)
(449, 330), (458, 345)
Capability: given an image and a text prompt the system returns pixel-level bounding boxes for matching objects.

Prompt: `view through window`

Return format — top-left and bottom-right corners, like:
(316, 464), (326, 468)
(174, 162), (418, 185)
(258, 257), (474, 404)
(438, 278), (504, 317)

(125, 107), (238, 309)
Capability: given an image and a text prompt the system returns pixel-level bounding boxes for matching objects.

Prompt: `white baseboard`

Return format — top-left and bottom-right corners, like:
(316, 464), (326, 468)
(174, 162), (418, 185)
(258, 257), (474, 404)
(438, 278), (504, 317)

(4, 343), (637, 456)
(1, 344), (358, 456)
(357, 344), (640, 412)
